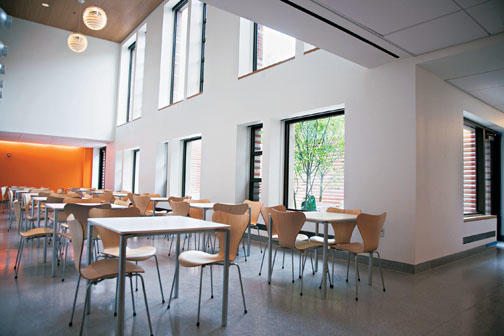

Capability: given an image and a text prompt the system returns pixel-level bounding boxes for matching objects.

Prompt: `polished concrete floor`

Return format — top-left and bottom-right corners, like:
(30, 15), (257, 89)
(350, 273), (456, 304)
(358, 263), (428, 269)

(1, 211), (504, 336)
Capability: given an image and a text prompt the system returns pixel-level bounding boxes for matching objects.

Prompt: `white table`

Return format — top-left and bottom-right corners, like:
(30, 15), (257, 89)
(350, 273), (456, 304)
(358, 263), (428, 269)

(150, 197), (169, 216)
(267, 211), (357, 299)
(45, 202), (125, 277)
(91, 190), (104, 196)
(113, 192), (128, 198)
(87, 216), (231, 335)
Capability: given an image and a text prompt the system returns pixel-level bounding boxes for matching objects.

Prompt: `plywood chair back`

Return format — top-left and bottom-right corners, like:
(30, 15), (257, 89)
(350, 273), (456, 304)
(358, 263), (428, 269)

(47, 196), (64, 203)
(67, 215), (85, 274)
(63, 197), (102, 204)
(13, 200), (23, 235)
(114, 199), (130, 207)
(88, 207), (141, 249)
(260, 205), (286, 236)
(103, 190), (116, 203)
(39, 192), (51, 197)
(189, 199), (211, 219)
(327, 208), (361, 244)
(128, 193), (136, 207)
(65, 192), (81, 198)
(356, 212), (386, 252)
(143, 193), (160, 211)
(243, 200), (263, 225)
(64, 203), (111, 240)
(270, 209), (306, 249)
(131, 194), (151, 215)
(213, 203), (249, 261)
(168, 196), (191, 203)
(170, 201), (190, 216)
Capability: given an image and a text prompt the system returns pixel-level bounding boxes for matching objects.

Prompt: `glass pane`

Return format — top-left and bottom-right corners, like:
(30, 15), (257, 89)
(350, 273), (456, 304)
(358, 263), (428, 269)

(186, 0), (204, 97)
(253, 154), (262, 179)
(251, 181), (262, 202)
(254, 127), (262, 152)
(185, 139), (202, 199)
(127, 43), (136, 121)
(288, 114), (345, 210)
(485, 136), (493, 214)
(133, 151), (140, 194)
(463, 126), (476, 214)
(256, 24), (295, 70)
(172, 4), (189, 102)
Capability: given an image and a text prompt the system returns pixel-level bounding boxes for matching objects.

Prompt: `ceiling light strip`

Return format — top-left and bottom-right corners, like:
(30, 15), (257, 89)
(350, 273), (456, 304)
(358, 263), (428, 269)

(279, 0), (399, 58)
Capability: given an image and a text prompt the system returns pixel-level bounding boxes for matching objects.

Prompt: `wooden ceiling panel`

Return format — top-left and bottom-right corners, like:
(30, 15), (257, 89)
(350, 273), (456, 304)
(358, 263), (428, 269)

(0, 0), (165, 42)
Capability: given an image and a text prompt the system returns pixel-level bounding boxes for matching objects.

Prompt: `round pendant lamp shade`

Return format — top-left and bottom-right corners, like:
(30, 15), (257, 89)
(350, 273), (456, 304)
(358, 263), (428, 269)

(83, 6), (107, 30)
(67, 33), (88, 53)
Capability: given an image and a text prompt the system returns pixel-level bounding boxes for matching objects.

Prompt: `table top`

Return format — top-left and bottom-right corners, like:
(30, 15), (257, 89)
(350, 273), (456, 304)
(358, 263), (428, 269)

(91, 190), (104, 194)
(28, 193), (39, 196)
(45, 203), (126, 210)
(113, 192), (128, 197)
(88, 215), (230, 235)
(16, 190), (30, 194)
(303, 211), (358, 223)
(150, 197), (169, 201)
(189, 202), (215, 209)
(32, 196), (47, 201)
(79, 188), (91, 191)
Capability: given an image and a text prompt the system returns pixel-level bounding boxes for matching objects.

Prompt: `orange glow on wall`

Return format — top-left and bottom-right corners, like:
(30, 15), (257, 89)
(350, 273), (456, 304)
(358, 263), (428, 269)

(0, 140), (93, 192)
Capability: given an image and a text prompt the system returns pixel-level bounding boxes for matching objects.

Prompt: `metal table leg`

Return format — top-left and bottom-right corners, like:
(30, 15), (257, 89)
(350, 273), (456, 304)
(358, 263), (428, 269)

(51, 209), (59, 277)
(314, 222), (319, 272)
(174, 233), (180, 298)
(267, 215), (272, 284)
(322, 222), (328, 299)
(43, 204), (47, 263)
(117, 235), (127, 336)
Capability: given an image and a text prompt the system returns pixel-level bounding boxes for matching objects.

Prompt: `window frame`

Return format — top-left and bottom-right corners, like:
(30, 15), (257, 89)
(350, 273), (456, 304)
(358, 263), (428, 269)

(98, 146), (106, 189)
(126, 41), (136, 123)
(181, 136), (202, 197)
(132, 148), (140, 193)
(249, 124), (263, 201)
(463, 119), (501, 219)
(283, 109), (345, 209)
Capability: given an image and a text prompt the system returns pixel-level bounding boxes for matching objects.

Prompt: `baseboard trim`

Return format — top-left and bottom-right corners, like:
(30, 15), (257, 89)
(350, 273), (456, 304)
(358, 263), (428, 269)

(247, 229), (496, 274)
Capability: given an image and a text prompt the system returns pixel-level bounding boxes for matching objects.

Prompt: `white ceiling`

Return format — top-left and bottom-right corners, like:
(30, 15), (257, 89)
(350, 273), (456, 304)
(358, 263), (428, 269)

(0, 131), (108, 148)
(421, 42), (504, 112)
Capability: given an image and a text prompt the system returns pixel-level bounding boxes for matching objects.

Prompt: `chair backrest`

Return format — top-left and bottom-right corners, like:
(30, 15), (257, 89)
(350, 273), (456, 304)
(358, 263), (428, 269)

(47, 196), (64, 203)
(356, 212), (387, 252)
(39, 191), (51, 197)
(66, 215), (86, 275)
(22, 193), (32, 207)
(270, 209), (306, 249)
(88, 207), (141, 249)
(63, 197), (102, 204)
(243, 200), (263, 225)
(65, 192), (81, 198)
(128, 193), (136, 207)
(168, 196), (191, 203)
(13, 200), (23, 235)
(212, 203), (250, 261)
(114, 199), (131, 207)
(8, 189), (14, 208)
(143, 193), (160, 211)
(131, 194), (151, 215)
(64, 203), (112, 240)
(260, 205), (286, 236)
(327, 208), (361, 244)
(103, 190), (116, 203)
(189, 199), (211, 219)
(170, 201), (190, 216)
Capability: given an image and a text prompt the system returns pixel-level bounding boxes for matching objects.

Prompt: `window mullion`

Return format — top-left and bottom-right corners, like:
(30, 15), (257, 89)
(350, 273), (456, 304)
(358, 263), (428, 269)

(475, 128), (486, 214)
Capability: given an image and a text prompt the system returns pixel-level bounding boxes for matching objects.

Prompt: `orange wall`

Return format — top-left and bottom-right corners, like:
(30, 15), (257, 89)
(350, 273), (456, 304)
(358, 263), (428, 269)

(0, 141), (93, 191)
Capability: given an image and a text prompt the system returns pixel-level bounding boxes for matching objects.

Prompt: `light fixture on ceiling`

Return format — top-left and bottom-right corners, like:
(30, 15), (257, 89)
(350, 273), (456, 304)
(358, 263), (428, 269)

(41, 3), (50, 7)
(83, 6), (107, 30)
(67, 33), (87, 53)
(0, 64), (5, 74)
(0, 7), (12, 29)
(0, 40), (7, 56)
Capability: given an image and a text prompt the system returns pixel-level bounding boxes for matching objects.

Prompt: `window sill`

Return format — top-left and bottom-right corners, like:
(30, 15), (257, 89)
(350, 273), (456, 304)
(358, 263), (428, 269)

(116, 116), (141, 128)
(464, 215), (497, 222)
(158, 92), (203, 111)
(238, 56), (295, 80)
(304, 47), (320, 55)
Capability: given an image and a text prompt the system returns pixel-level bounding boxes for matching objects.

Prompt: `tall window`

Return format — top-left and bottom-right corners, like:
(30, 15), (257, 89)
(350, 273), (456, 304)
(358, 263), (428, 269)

(253, 23), (295, 71)
(132, 149), (140, 193)
(98, 146), (106, 189)
(156, 142), (169, 197)
(170, 0), (206, 104)
(249, 124), (263, 201)
(182, 137), (202, 198)
(126, 41), (136, 122)
(463, 120), (500, 215)
(284, 111), (345, 210)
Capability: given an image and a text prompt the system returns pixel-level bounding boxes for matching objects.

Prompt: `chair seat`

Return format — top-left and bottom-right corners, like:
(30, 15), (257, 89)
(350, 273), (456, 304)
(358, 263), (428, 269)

(20, 227), (53, 238)
(309, 235), (336, 245)
(145, 210), (168, 216)
(58, 231), (72, 240)
(295, 239), (321, 250)
(336, 242), (366, 254)
(271, 233), (309, 241)
(179, 250), (224, 267)
(103, 246), (157, 261)
(81, 258), (144, 281)
(25, 213), (45, 221)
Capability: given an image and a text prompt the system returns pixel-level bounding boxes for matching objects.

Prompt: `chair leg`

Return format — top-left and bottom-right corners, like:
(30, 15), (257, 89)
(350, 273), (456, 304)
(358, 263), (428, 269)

(129, 276), (136, 316)
(79, 282), (92, 336)
(282, 249), (285, 269)
(138, 274), (154, 336)
(14, 238), (25, 279)
(256, 226), (262, 253)
(210, 265), (214, 299)
(14, 237), (23, 270)
(298, 250), (302, 279)
(241, 238), (247, 262)
(61, 240), (69, 281)
(153, 255), (165, 303)
(167, 266), (177, 309)
(331, 251), (335, 288)
(346, 252), (351, 282)
(354, 254), (359, 301)
(197, 265), (204, 327)
(375, 251), (386, 292)
(69, 275), (81, 327)
(168, 234), (174, 256)
(234, 263), (247, 313)
(135, 261), (138, 291)
(300, 251), (306, 296)
(114, 277), (119, 316)
(258, 244), (267, 276)
(271, 247), (279, 275)
(291, 249), (295, 283)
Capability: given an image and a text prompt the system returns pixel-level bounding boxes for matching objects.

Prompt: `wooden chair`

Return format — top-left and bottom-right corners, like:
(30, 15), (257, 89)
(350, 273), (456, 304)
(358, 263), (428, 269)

(12, 201), (52, 279)
(89, 208), (165, 305)
(103, 190), (116, 203)
(337, 212), (387, 301)
(114, 199), (130, 207)
(269, 209), (319, 295)
(243, 200), (264, 252)
(258, 205), (309, 276)
(66, 215), (153, 335)
(188, 199), (211, 219)
(168, 201), (191, 255)
(142, 193), (168, 216)
(63, 197), (102, 204)
(167, 203), (249, 326)
(168, 196), (192, 203)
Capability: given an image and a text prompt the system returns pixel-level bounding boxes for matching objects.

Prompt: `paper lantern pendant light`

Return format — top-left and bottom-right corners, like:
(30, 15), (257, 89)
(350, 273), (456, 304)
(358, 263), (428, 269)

(67, 33), (88, 53)
(83, 6), (107, 30)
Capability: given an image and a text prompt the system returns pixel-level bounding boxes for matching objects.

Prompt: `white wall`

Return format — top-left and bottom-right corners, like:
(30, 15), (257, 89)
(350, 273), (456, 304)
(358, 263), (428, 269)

(415, 67), (504, 264)
(0, 18), (119, 142)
